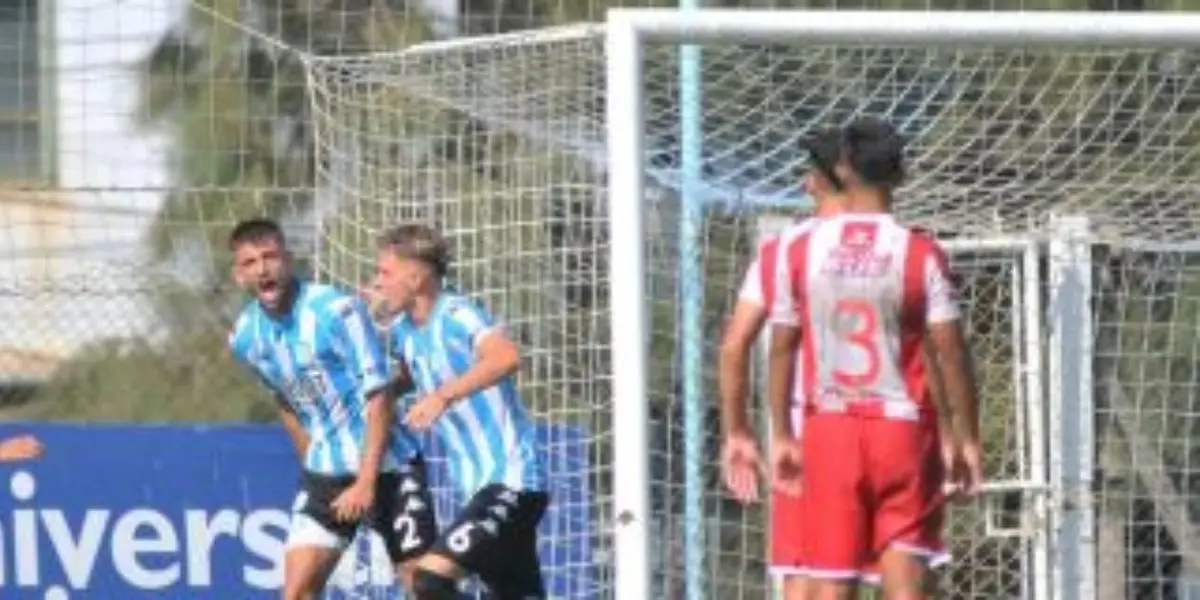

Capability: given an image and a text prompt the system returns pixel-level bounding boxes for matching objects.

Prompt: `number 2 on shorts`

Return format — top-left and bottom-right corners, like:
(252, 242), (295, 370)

(832, 298), (881, 387)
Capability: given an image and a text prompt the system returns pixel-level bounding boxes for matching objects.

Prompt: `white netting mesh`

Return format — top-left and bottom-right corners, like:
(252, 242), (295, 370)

(305, 23), (1200, 599)
(5, 0), (1200, 595)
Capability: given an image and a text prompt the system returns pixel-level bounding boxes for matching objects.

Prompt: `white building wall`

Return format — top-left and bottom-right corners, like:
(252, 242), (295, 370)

(0, 0), (178, 382)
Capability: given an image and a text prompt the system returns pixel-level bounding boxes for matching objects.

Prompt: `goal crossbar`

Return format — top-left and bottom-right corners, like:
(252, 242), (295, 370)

(604, 9), (1200, 600)
(609, 9), (1200, 47)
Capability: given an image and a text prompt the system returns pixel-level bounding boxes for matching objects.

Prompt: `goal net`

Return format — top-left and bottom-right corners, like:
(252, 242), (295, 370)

(304, 11), (1200, 600)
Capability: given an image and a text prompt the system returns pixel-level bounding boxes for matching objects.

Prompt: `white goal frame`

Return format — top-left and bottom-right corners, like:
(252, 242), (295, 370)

(605, 9), (1200, 600)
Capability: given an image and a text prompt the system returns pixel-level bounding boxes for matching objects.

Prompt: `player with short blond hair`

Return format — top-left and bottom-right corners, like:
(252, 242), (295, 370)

(371, 223), (548, 600)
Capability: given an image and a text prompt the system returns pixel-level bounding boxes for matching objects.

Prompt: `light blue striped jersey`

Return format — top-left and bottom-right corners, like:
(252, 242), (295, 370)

(388, 292), (545, 496)
(229, 280), (422, 477)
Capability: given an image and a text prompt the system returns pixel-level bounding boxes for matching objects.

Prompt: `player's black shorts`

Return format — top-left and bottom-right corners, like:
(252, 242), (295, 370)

(430, 484), (549, 599)
(290, 455), (438, 563)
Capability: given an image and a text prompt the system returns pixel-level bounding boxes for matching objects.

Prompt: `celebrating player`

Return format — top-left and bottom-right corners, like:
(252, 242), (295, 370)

(371, 223), (548, 600)
(719, 127), (846, 598)
(767, 118), (983, 600)
(226, 218), (437, 600)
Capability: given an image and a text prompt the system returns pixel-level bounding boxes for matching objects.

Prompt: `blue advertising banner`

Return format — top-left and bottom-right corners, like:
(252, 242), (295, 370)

(0, 423), (591, 599)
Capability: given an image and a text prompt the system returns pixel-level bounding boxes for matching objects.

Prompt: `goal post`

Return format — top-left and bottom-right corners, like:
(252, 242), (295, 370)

(302, 8), (1200, 600)
(604, 9), (1200, 600)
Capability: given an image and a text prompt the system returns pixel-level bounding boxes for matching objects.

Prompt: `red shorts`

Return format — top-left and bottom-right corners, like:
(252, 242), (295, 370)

(770, 480), (883, 584)
(798, 411), (949, 579)
(769, 487), (805, 573)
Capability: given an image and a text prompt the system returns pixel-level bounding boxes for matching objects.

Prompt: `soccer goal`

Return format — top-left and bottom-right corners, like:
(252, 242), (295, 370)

(303, 10), (1200, 600)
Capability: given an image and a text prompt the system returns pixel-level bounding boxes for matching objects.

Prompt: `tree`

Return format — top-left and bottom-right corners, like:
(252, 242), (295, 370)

(22, 0), (1200, 596)
(25, 0), (433, 421)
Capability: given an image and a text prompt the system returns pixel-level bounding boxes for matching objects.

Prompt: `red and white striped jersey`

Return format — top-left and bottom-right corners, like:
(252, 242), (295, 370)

(768, 214), (960, 420)
(737, 218), (819, 309)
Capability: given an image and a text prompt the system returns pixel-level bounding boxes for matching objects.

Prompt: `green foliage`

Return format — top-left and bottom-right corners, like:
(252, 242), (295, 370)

(21, 0), (1200, 595)
(15, 333), (276, 423)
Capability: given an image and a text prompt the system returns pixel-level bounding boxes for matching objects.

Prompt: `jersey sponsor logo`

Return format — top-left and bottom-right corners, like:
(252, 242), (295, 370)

(281, 370), (330, 406)
(822, 248), (894, 279)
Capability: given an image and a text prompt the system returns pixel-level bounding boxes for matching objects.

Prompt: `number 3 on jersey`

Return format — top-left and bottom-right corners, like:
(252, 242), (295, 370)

(832, 298), (882, 387)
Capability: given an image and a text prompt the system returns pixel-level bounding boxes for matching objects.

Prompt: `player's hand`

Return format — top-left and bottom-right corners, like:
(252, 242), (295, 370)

(404, 393), (450, 431)
(331, 478), (375, 523)
(721, 429), (764, 504)
(949, 439), (984, 500)
(0, 435), (43, 462)
(769, 438), (804, 497)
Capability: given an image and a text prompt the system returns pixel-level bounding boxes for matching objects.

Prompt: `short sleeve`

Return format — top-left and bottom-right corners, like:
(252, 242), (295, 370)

(328, 296), (391, 398)
(227, 310), (251, 361)
(227, 309), (286, 402)
(738, 236), (780, 307)
(923, 241), (961, 325)
(737, 257), (764, 305)
(768, 233), (804, 326)
(445, 298), (500, 348)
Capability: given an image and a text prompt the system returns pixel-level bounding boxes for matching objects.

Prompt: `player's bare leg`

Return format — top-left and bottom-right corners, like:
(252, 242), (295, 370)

(394, 556), (426, 594)
(781, 575), (810, 600)
(281, 545), (342, 600)
(878, 548), (932, 600)
(809, 580), (858, 600)
(411, 553), (467, 599)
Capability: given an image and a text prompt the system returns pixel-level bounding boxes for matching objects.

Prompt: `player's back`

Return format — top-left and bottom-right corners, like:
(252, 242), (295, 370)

(780, 214), (952, 420)
(388, 291), (545, 495)
(740, 217), (821, 310)
(230, 281), (416, 475)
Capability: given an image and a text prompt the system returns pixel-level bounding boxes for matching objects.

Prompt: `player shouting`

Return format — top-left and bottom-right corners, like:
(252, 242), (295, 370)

(767, 118), (983, 600)
(371, 223), (548, 600)
(718, 127), (846, 599)
(226, 219), (436, 600)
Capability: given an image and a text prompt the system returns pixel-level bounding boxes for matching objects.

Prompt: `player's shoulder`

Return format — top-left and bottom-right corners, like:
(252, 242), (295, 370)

(772, 216), (826, 255)
(440, 291), (490, 322)
(897, 223), (947, 254)
(438, 289), (474, 311)
(228, 302), (262, 349)
(385, 310), (415, 338)
(300, 282), (363, 321)
(781, 216), (821, 237)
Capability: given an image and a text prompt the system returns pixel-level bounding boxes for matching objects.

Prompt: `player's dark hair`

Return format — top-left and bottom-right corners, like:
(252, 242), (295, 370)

(379, 223), (451, 277)
(840, 117), (907, 190)
(229, 218), (286, 250)
(802, 127), (845, 191)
